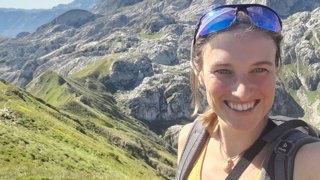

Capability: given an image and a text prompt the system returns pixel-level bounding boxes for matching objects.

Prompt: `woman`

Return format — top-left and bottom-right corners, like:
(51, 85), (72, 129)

(176, 4), (320, 180)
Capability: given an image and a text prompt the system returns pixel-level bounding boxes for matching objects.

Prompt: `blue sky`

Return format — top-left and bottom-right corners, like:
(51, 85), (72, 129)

(0, 0), (74, 9)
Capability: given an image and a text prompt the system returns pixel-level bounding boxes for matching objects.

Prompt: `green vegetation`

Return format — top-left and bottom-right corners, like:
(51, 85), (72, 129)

(309, 30), (320, 50)
(166, 93), (176, 104)
(163, 66), (184, 76)
(1, 75), (176, 179)
(26, 71), (74, 107)
(280, 62), (320, 125)
(281, 61), (315, 84)
(71, 54), (122, 79)
(305, 90), (320, 102)
(283, 15), (296, 24)
(140, 31), (163, 40)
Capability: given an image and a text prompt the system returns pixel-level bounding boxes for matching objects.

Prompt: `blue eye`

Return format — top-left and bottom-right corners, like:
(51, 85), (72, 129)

(215, 69), (232, 75)
(253, 68), (267, 73)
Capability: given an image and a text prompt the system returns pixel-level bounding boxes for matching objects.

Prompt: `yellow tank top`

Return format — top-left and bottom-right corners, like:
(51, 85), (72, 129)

(187, 139), (261, 180)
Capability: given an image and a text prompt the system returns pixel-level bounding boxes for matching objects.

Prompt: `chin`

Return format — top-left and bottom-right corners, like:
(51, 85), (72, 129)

(221, 115), (268, 133)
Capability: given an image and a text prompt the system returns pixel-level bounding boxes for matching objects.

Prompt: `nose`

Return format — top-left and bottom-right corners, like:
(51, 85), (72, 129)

(231, 75), (253, 100)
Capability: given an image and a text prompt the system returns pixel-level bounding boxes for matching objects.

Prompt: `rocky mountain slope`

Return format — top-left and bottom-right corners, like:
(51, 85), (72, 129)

(0, 0), (100, 37)
(0, 0), (319, 146)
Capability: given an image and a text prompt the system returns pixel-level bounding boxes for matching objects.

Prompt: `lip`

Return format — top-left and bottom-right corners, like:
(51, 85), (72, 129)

(224, 100), (260, 112)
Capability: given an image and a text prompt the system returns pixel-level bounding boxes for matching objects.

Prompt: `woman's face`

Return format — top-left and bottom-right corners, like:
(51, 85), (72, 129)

(199, 31), (277, 131)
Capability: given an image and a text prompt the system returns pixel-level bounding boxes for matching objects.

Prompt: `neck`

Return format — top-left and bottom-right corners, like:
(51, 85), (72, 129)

(216, 116), (268, 158)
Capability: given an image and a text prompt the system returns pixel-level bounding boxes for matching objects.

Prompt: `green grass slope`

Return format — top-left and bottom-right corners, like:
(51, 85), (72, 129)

(71, 54), (122, 80)
(1, 76), (176, 179)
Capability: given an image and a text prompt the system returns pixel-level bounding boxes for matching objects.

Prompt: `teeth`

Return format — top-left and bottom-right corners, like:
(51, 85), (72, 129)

(243, 104), (248, 110)
(230, 103), (235, 109)
(228, 101), (255, 111)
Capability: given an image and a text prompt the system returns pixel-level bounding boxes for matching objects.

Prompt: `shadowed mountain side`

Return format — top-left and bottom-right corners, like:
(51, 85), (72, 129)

(38, 9), (101, 30)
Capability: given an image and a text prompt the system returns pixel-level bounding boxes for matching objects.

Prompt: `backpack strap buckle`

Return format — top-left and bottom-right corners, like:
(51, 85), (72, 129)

(274, 140), (294, 156)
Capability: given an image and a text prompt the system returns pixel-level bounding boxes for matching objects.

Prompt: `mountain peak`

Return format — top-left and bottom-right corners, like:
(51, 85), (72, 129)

(45, 9), (99, 29)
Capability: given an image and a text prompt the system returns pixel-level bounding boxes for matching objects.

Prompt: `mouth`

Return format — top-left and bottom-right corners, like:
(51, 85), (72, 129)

(224, 100), (260, 112)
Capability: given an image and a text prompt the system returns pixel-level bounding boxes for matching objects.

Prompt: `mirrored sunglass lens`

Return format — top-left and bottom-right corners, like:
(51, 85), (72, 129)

(247, 6), (281, 32)
(199, 7), (236, 36)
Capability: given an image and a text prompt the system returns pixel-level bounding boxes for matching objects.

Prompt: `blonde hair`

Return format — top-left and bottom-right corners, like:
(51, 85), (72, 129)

(190, 11), (283, 133)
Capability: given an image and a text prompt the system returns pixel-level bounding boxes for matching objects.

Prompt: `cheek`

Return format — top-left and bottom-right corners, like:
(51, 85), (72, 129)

(205, 78), (230, 104)
(255, 75), (276, 98)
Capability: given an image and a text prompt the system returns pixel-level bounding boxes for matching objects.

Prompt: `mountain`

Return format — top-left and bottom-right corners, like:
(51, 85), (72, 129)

(0, 74), (175, 179)
(1, 0), (318, 126)
(0, 0), (100, 37)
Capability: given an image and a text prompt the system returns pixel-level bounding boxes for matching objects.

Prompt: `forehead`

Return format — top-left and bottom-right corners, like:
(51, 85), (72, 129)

(202, 31), (276, 65)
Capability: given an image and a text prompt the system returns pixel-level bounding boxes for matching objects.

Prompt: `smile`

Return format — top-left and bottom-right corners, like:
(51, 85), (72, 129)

(225, 100), (259, 111)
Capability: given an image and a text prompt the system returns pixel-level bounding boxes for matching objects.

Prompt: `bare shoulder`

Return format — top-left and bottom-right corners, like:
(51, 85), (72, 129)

(177, 123), (193, 162)
(294, 141), (320, 180)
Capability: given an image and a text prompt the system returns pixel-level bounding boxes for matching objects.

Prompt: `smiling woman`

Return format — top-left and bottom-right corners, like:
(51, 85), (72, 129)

(175, 3), (320, 180)
(0, 0), (73, 9)
(200, 31), (277, 132)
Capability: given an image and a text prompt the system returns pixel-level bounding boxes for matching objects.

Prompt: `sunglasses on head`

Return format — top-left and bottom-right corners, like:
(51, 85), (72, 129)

(194, 4), (282, 39)
(190, 4), (282, 75)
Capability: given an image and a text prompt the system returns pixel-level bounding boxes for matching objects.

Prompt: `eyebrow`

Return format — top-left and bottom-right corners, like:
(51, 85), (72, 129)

(213, 61), (274, 67)
(252, 61), (274, 66)
(214, 63), (231, 67)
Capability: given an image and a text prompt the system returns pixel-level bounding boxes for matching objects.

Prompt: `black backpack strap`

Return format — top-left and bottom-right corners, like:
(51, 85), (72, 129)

(273, 130), (319, 180)
(261, 117), (320, 180)
(268, 115), (320, 138)
(175, 118), (209, 180)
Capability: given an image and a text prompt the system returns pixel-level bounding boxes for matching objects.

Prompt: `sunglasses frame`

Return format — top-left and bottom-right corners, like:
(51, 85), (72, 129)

(193, 4), (282, 43)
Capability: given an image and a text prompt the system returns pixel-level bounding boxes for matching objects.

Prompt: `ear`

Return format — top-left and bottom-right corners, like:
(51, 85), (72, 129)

(199, 71), (205, 86)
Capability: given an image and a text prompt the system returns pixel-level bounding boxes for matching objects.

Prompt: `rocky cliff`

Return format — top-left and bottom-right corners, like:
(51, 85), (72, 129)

(0, 0), (319, 136)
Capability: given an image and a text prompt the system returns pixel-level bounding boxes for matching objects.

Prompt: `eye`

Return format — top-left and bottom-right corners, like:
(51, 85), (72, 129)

(214, 69), (232, 75)
(252, 68), (268, 73)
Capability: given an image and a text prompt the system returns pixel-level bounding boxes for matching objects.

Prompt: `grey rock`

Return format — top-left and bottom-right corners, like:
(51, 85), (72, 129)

(164, 124), (183, 149)
(92, 0), (144, 15)
(269, 82), (304, 117)
(39, 9), (99, 30)
(225, 0), (320, 18)
(284, 71), (302, 90)
(295, 40), (319, 65)
(298, 65), (320, 91)
(142, 13), (176, 33)
(101, 56), (153, 92)
(117, 63), (193, 123)
(16, 32), (30, 38)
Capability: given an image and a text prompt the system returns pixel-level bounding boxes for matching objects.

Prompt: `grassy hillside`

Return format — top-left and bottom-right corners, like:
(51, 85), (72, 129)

(1, 76), (176, 179)
(71, 54), (122, 80)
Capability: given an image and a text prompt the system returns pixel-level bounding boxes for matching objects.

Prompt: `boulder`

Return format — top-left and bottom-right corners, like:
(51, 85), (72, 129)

(163, 124), (183, 149)
(101, 56), (153, 92)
